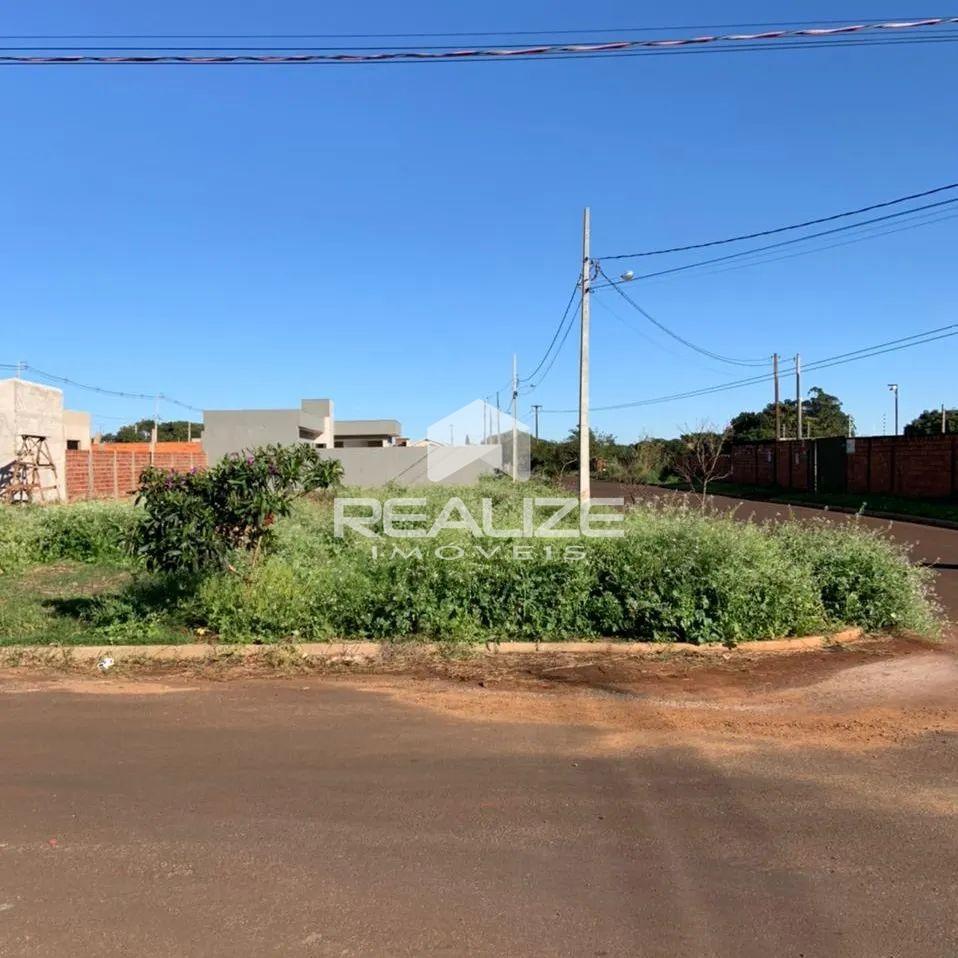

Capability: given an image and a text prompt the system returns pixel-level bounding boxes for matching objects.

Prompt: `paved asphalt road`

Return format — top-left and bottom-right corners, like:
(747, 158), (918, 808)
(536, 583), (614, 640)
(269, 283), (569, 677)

(1, 662), (956, 957)
(592, 481), (958, 622)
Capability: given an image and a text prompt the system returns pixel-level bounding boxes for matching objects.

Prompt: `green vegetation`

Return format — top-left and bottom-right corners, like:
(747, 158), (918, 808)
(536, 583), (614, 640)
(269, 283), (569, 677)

(707, 482), (958, 524)
(904, 408), (957, 437)
(0, 477), (939, 647)
(530, 386), (852, 485)
(133, 444), (344, 574)
(730, 387), (852, 440)
(102, 418), (203, 442)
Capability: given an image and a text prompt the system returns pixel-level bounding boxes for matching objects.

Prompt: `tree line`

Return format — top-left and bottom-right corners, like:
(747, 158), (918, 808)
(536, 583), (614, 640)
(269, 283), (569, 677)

(101, 419), (203, 443)
(531, 389), (956, 485)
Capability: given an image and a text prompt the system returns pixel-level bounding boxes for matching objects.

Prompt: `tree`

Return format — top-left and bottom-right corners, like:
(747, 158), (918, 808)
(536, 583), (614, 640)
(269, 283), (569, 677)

(904, 408), (958, 436)
(669, 422), (732, 503)
(133, 444), (343, 575)
(102, 419), (203, 443)
(730, 387), (852, 440)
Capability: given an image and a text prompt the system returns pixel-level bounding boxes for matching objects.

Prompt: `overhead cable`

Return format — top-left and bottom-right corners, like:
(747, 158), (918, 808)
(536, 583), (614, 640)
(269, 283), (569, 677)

(1, 16), (956, 64)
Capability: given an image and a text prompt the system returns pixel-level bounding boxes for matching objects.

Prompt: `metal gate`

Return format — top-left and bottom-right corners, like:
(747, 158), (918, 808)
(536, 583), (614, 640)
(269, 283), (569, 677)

(813, 437), (847, 494)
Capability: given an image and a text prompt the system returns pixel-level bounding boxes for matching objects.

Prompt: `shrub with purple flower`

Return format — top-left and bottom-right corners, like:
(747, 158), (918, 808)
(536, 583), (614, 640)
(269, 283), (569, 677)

(133, 444), (343, 574)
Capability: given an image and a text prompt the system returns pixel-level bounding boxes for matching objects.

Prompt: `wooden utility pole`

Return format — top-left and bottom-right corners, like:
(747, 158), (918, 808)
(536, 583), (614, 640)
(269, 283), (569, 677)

(773, 353), (781, 440)
(578, 207), (591, 505)
(795, 354), (802, 440)
(532, 404), (542, 439)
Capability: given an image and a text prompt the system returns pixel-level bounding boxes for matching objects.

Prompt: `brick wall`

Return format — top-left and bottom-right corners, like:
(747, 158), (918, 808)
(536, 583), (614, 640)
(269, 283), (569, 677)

(845, 436), (957, 499)
(65, 446), (207, 501)
(729, 435), (958, 500)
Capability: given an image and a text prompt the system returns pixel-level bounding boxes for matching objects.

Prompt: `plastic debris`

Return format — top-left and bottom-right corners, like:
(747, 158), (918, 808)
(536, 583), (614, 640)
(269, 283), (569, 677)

(97, 656), (115, 672)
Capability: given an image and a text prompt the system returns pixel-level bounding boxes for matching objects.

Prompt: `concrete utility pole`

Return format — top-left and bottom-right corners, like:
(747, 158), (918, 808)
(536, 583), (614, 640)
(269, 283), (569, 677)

(943, 403), (948, 434)
(532, 404), (542, 439)
(511, 353), (518, 481)
(495, 392), (501, 446)
(795, 354), (802, 441)
(888, 384), (899, 436)
(773, 353), (781, 440)
(578, 207), (592, 505)
(151, 395), (160, 464)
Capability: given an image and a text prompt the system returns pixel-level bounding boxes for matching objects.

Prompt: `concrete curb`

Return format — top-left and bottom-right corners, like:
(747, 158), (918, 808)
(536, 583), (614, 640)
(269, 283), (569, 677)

(0, 629), (864, 666)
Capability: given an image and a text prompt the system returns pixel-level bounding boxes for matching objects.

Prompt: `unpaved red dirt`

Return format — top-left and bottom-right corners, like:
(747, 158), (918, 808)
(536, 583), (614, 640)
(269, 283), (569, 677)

(1, 640), (955, 957)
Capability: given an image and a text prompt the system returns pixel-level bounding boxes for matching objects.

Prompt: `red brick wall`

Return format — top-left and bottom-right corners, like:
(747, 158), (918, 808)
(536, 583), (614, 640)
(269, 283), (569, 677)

(846, 436), (957, 499)
(65, 448), (207, 501)
(729, 436), (958, 500)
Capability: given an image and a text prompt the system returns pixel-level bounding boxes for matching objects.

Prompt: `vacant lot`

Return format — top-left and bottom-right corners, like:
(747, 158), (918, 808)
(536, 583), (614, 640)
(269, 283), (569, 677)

(0, 481), (941, 646)
(1, 639), (955, 957)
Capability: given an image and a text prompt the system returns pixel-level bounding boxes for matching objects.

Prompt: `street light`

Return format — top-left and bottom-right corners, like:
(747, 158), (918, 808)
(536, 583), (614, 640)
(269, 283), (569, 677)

(887, 384), (899, 436)
(620, 270), (635, 282)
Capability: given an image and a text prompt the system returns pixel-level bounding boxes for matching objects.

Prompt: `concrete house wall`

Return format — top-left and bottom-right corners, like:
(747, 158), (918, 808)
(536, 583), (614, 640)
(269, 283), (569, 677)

(0, 379), (68, 501)
(63, 410), (92, 451)
(318, 445), (502, 486)
(203, 399), (336, 464)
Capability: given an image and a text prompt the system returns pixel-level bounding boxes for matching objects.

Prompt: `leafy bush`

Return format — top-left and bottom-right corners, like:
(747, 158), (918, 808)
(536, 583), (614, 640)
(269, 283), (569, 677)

(774, 520), (939, 635)
(133, 444), (343, 574)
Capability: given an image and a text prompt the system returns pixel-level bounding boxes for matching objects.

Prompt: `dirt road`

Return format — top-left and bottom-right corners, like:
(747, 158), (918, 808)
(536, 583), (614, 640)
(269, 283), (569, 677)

(592, 481), (958, 622)
(1, 640), (956, 957)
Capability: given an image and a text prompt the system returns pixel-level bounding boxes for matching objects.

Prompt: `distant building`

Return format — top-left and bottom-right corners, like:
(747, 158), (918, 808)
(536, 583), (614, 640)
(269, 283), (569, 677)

(201, 396), (499, 486)
(202, 398), (401, 464)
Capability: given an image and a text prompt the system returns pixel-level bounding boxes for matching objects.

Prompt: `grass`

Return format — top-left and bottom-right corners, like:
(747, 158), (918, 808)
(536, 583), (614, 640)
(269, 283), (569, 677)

(705, 482), (958, 524)
(0, 479), (942, 647)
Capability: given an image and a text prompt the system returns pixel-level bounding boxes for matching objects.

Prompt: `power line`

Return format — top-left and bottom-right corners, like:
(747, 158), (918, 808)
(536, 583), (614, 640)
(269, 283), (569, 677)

(519, 280), (581, 384)
(597, 265), (769, 367)
(600, 181), (958, 261)
(672, 207), (958, 282)
(2, 16), (956, 64)
(3, 18), (947, 40)
(6, 32), (958, 52)
(9, 364), (202, 412)
(4, 34), (958, 66)
(592, 196), (958, 286)
(524, 294), (582, 391)
(542, 324), (958, 413)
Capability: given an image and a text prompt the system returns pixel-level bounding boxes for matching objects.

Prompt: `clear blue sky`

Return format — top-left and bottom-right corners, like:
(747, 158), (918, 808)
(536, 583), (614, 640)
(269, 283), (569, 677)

(3, 2), (956, 440)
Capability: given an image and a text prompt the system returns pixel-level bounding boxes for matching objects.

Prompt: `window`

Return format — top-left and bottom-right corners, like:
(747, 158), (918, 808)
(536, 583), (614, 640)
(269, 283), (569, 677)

(66, 440), (80, 451)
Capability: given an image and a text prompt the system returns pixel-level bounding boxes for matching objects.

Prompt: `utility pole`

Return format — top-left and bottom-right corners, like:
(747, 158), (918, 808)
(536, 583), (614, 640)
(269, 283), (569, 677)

(187, 420), (192, 443)
(888, 384), (899, 436)
(772, 353), (781, 440)
(943, 403), (948, 434)
(578, 207), (591, 505)
(511, 353), (518, 481)
(151, 395), (159, 464)
(795, 354), (802, 441)
(532, 404), (542, 439)
(495, 391), (501, 446)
